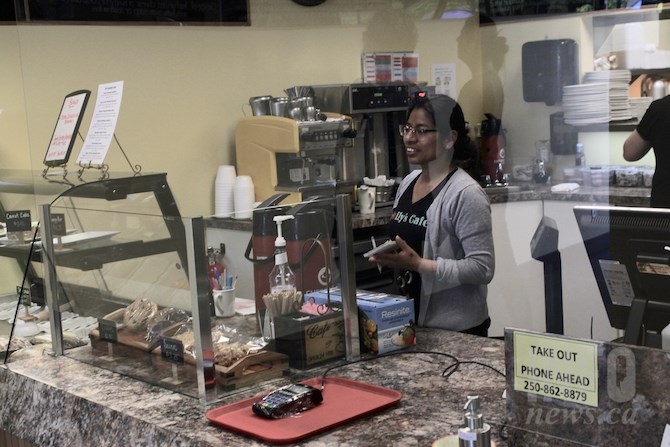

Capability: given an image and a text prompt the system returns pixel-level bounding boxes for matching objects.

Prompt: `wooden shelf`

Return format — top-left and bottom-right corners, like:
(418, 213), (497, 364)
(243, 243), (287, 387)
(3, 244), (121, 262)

(631, 68), (670, 77)
(571, 119), (638, 132)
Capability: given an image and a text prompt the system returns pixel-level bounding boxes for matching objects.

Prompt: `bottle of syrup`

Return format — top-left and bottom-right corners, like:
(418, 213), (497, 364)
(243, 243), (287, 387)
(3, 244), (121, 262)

(207, 246), (224, 291)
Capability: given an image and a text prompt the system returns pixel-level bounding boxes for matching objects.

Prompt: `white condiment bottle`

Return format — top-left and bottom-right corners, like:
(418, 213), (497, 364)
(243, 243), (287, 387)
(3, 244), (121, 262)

(269, 215), (296, 295)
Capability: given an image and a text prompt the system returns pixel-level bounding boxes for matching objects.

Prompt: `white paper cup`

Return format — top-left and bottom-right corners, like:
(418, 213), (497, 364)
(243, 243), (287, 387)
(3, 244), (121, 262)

(213, 288), (235, 317)
(358, 185), (376, 214)
(215, 184), (235, 217)
(214, 168), (237, 217)
(234, 179), (255, 219)
(217, 165), (237, 183)
(234, 175), (254, 188)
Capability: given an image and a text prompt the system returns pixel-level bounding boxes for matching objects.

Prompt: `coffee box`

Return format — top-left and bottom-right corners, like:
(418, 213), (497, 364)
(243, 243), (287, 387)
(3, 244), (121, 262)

(303, 289), (416, 354)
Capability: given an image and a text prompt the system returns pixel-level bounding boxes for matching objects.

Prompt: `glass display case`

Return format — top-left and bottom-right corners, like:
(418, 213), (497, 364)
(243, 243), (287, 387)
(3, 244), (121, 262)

(40, 207), (219, 403)
(0, 170), (183, 307)
(0, 169), (84, 361)
(0, 170), (224, 401)
(2, 173), (361, 404)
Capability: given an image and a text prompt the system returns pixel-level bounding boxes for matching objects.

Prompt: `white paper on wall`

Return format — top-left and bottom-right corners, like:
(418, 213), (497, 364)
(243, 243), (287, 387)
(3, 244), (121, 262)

(431, 63), (456, 98)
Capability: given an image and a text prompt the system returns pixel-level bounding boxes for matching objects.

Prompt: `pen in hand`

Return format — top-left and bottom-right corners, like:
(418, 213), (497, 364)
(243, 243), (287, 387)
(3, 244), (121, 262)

(371, 236), (383, 273)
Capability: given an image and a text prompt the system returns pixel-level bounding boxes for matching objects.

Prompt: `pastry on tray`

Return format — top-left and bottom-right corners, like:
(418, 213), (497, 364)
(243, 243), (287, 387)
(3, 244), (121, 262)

(145, 308), (191, 345)
(123, 298), (158, 332)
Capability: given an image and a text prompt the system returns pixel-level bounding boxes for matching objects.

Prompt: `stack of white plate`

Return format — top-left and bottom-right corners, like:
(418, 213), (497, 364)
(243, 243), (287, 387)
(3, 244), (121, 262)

(562, 70), (633, 125)
(562, 83), (611, 125)
(630, 96), (654, 121)
(584, 70), (632, 121)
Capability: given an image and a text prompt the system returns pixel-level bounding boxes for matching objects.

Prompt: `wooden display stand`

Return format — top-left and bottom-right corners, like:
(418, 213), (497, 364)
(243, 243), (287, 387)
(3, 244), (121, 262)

(88, 308), (289, 390)
(214, 351), (289, 391)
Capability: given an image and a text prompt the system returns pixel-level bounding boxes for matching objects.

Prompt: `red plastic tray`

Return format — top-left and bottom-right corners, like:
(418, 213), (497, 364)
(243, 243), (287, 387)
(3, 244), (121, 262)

(206, 376), (402, 444)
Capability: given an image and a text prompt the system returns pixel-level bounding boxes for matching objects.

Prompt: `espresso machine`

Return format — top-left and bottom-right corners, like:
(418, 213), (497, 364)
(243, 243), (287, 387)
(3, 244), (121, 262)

(311, 83), (412, 183)
(235, 115), (357, 203)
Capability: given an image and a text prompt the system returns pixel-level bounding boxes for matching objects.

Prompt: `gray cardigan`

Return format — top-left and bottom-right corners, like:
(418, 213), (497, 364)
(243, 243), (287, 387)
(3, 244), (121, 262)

(394, 169), (495, 331)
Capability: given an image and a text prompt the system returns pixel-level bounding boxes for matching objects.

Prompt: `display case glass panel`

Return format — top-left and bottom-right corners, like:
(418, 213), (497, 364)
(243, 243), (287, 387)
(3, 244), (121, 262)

(2, 171), (362, 404)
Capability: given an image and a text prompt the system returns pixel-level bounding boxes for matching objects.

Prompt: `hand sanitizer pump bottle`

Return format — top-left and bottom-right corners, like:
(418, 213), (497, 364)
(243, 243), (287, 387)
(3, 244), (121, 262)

(262, 215), (296, 340)
(269, 215), (296, 294)
(458, 395), (492, 447)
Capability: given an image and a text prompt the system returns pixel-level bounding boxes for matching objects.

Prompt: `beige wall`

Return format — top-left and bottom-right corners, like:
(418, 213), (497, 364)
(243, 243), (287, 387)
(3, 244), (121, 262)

(1, 2), (667, 301)
(1, 1), (478, 217)
(487, 12), (668, 171)
(0, 26), (31, 170)
(2, 2), (668, 218)
(487, 15), (586, 166)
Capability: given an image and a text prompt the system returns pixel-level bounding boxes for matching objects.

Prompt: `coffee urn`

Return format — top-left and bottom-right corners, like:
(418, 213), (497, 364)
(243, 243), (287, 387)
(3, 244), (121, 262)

(246, 195), (335, 319)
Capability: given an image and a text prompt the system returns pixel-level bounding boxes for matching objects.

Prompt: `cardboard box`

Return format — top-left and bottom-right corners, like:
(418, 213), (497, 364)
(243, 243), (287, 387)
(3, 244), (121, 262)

(273, 310), (345, 369)
(304, 289), (415, 354)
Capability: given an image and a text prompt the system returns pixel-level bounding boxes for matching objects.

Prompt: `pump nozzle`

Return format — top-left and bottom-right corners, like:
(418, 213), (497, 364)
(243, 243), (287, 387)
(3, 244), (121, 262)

(270, 215), (296, 292)
(273, 215), (294, 248)
(463, 395), (483, 430)
(458, 394), (491, 447)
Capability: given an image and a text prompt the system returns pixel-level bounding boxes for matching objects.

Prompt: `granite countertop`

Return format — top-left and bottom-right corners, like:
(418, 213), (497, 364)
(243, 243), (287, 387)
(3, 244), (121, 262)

(0, 329), (507, 447)
(206, 184), (651, 232)
(484, 183), (650, 206)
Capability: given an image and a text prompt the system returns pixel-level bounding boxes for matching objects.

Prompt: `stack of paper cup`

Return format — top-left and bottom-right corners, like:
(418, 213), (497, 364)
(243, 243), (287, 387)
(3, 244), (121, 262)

(215, 165), (237, 218)
(233, 175), (255, 220)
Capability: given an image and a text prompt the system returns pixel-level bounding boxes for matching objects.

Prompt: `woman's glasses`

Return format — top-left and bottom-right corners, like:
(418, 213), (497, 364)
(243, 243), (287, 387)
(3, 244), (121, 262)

(399, 124), (437, 137)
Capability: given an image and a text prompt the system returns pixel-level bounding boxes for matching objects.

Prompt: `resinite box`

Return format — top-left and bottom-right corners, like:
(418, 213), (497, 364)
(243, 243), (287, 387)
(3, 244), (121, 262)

(304, 289), (415, 354)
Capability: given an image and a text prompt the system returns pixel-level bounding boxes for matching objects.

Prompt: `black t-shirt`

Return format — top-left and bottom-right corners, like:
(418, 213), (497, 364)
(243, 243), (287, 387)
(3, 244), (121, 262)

(388, 170), (455, 319)
(389, 175), (431, 258)
(637, 96), (670, 207)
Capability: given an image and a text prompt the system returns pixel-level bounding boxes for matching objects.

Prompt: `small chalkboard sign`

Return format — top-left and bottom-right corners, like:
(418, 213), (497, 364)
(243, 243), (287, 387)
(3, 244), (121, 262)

(5, 210), (31, 232)
(160, 336), (185, 365)
(16, 285), (30, 306)
(98, 318), (118, 343)
(50, 213), (67, 237)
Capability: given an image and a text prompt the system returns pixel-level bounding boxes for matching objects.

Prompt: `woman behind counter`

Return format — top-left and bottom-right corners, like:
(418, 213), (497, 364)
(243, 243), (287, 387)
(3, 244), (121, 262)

(623, 95), (670, 208)
(369, 93), (495, 336)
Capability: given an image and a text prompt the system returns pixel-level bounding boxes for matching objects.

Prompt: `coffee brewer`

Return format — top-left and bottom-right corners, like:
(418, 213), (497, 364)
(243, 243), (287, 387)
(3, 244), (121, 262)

(235, 115), (357, 203)
(311, 83), (412, 183)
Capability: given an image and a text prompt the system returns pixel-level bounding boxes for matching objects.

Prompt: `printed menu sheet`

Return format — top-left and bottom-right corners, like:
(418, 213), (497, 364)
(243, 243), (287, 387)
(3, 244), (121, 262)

(77, 81), (124, 166)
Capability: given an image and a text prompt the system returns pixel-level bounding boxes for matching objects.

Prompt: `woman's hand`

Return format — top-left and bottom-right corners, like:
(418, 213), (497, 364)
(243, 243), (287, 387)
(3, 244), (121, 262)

(368, 236), (435, 274)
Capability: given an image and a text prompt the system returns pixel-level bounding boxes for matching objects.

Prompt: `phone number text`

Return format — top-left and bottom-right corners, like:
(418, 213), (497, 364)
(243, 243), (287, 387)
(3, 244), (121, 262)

(523, 380), (588, 402)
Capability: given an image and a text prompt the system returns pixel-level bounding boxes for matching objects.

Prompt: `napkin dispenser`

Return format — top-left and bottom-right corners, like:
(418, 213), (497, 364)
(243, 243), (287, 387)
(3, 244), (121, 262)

(522, 39), (579, 106)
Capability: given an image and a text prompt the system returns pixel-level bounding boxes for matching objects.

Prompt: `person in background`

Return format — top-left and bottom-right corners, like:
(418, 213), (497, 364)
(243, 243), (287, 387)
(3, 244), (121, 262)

(368, 93), (495, 336)
(623, 95), (670, 208)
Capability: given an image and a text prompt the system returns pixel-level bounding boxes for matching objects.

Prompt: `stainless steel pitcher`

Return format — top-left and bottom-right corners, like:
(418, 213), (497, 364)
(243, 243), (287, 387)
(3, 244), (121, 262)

(249, 96), (272, 116)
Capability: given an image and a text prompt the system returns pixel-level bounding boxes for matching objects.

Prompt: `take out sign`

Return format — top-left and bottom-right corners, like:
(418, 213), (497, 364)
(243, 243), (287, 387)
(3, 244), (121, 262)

(513, 331), (598, 407)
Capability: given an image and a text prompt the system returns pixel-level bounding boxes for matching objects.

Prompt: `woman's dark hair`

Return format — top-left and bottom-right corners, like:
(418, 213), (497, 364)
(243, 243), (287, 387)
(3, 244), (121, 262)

(406, 93), (481, 179)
